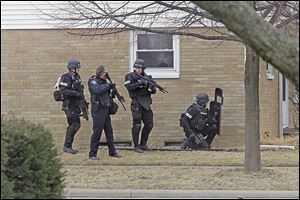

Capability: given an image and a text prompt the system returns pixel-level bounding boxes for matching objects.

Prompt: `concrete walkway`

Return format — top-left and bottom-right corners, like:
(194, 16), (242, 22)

(65, 188), (299, 199)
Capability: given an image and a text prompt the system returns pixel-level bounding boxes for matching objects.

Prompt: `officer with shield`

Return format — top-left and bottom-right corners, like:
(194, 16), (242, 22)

(180, 93), (219, 150)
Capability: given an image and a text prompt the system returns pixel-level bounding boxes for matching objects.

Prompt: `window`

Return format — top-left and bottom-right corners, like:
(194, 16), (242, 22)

(266, 63), (274, 80)
(130, 31), (180, 78)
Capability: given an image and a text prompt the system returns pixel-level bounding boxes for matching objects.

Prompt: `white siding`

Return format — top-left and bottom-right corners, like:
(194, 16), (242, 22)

(1, 1), (61, 29)
(1, 1), (210, 30)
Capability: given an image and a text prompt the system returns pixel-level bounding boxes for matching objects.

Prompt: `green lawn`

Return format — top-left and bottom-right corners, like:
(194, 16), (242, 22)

(60, 149), (299, 190)
(63, 165), (299, 190)
(59, 149), (299, 167)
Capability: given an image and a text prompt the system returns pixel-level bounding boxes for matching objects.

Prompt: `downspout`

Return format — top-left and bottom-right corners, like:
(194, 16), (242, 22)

(278, 73), (283, 139)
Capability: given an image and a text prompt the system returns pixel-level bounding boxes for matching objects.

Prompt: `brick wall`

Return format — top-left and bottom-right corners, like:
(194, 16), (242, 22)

(288, 85), (299, 129)
(259, 61), (280, 139)
(2, 28), (286, 150)
(179, 36), (245, 148)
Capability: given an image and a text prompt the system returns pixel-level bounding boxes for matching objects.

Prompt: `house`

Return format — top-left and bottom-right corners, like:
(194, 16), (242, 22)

(1, 1), (298, 149)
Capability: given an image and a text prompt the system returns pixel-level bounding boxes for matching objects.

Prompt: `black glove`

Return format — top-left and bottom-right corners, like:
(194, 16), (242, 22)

(138, 79), (148, 86)
(111, 87), (117, 97)
(108, 83), (116, 89)
(82, 110), (89, 121)
(189, 133), (203, 145)
(148, 81), (156, 90)
(79, 100), (89, 121)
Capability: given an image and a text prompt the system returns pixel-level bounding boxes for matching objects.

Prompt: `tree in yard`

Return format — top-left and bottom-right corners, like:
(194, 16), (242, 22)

(41, 1), (299, 171)
(192, 1), (298, 171)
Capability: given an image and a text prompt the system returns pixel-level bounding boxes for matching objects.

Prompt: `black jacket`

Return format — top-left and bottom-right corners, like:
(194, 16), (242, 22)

(181, 103), (209, 136)
(59, 71), (84, 109)
(88, 75), (113, 107)
(124, 71), (156, 110)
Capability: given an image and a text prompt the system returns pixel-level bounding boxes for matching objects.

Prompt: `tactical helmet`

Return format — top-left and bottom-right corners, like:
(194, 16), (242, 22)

(133, 59), (146, 68)
(67, 59), (81, 69)
(196, 93), (209, 105)
(96, 64), (106, 76)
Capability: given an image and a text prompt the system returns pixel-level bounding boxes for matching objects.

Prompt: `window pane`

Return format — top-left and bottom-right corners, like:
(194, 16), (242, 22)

(137, 34), (173, 50)
(137, 51), (173, 68)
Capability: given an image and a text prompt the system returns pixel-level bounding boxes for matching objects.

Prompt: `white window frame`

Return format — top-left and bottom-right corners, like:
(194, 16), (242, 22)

(279, 73), (289, 128)
(130, 31), (180, 79)
(266, 63), (275, 80)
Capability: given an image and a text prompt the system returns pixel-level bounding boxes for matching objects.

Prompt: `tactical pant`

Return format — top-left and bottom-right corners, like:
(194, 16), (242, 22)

(64, 108), (81, 148)
(131, 101), (153, 147)
(186, 135), (210, 150)
(183, 126), (213, 150)
(89, 106), (117, 157)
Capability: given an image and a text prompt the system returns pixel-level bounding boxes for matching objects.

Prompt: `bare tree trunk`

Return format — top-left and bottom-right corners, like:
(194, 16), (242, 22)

(244, 46), (262, 172)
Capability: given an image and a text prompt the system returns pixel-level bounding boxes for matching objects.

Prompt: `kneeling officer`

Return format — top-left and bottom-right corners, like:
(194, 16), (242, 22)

(180, 93), (218, 150)
(88, 65), (121, 160)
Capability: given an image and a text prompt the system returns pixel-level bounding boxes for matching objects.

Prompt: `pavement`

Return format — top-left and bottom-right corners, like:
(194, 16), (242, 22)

(65, 188), (299, 199)
(102, 144), (296, 152)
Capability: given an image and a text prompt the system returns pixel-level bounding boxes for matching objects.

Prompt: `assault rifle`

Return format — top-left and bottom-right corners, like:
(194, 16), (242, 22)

(79, 99), (89, 121)
(106, 73), (126, 111)
(134, 72), (168, 94)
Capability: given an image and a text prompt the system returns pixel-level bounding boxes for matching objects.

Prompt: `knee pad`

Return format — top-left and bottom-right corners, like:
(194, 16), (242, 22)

(146, 123), (154, 130)
(132, 124), (142, 133)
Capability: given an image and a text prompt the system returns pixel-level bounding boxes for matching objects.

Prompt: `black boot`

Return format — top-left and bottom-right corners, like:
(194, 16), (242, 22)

(63, 146), (77, 154)
(139, 144), (153, 151)
(134, 145), (144, 153)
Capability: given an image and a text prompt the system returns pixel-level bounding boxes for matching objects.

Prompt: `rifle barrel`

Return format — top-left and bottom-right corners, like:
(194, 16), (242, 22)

(135, 73), (168, 93)
(106, 74), (126, 111)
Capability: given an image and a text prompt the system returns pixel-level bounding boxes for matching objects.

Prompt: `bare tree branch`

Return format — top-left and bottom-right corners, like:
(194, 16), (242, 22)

(39, 1), (298, 88)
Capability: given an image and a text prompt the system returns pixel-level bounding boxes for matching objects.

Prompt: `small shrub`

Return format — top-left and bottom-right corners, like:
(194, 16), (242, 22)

(1, 117), (65, 199)
(1, 140), (14, 199)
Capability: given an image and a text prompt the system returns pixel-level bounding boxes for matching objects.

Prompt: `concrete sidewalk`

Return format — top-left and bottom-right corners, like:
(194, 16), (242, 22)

(65, 188), (299, 199)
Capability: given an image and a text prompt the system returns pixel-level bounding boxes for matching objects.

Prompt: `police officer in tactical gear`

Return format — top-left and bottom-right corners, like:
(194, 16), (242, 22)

(124, 59), (156, 153)
(180, 93), (214, 150)
(88, 65), (121, 160)
(60, 59), (88, 154)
